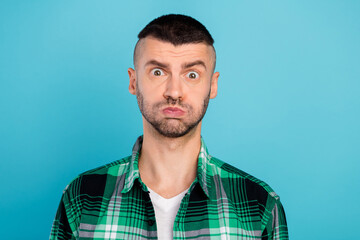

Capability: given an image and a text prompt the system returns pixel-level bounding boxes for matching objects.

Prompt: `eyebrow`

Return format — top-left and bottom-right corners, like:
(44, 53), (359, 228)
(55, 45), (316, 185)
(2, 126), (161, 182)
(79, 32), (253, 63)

(182, 60), (207, 70)
(144, 60), (169, 69)
(144, 59), (207, 70)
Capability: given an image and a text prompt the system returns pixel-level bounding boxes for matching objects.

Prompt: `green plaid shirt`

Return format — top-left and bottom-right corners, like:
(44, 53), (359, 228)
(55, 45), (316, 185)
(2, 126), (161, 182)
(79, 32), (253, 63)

(50, 136), (288, 239)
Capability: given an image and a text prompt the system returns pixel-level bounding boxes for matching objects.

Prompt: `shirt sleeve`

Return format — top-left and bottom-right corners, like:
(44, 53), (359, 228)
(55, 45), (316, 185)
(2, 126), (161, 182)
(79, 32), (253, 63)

(50, 177), (83, 240)
(49, 194), (76, 240)
(262, 198), (289, 239)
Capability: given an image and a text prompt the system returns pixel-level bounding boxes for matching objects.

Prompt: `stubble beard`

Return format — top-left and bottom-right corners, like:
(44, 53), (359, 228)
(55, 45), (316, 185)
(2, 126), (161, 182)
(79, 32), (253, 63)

(136, 88), (210, 138)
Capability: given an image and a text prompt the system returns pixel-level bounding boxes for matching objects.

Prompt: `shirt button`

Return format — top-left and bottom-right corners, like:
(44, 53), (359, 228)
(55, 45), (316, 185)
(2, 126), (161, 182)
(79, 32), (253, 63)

(148, 220), (154, 226)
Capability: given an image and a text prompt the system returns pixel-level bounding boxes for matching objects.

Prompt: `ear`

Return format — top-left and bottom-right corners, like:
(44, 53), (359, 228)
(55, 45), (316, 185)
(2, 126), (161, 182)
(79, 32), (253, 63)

(128, 68), (136, 95)
(210, 71), (219, 99)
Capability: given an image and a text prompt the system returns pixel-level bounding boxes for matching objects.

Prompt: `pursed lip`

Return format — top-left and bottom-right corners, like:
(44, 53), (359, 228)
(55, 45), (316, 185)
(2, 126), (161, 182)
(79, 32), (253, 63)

(162, 107), (185, 118)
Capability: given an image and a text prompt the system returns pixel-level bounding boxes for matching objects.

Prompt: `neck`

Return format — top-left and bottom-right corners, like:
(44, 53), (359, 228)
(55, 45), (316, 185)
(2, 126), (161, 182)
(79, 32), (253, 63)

(138, 119), (202, 198)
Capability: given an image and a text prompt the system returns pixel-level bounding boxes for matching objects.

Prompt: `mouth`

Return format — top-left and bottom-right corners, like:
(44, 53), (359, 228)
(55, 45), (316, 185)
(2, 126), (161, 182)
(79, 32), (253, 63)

(162, 107), (185, 118)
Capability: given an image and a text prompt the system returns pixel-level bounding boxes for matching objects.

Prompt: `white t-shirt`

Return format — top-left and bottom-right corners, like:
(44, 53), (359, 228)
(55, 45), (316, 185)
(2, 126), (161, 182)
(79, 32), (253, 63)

(148, 187), (189, 240)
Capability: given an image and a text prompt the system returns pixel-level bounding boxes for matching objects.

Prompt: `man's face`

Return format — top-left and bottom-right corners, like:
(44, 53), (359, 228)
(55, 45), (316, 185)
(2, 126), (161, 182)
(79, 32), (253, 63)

(128, 37), (219, 138)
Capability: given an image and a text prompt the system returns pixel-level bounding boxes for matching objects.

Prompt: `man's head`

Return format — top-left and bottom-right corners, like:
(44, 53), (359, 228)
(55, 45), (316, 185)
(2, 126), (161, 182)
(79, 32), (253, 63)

(133, 14), (216, 71)
(128, 14), (219, 138)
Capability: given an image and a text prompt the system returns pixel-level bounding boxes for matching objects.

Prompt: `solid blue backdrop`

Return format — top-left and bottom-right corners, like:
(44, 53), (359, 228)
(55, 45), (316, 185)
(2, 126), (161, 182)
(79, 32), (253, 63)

(0, 1), (359, 239)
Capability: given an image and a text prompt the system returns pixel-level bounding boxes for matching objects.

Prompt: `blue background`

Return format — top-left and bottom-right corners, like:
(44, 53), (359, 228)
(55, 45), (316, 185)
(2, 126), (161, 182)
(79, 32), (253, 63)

(1, 1), (359, 239)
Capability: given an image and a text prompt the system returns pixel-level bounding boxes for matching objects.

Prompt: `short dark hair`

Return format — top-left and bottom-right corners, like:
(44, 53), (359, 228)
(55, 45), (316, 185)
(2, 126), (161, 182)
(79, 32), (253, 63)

(134, 14), (216, 69)
(137, 14), (214, 46)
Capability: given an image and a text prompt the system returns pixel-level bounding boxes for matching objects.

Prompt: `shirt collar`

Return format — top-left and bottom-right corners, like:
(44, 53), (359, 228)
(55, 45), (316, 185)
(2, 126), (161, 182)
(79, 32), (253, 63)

(122, 136), (212, 198)
(121, 136), (143, 194)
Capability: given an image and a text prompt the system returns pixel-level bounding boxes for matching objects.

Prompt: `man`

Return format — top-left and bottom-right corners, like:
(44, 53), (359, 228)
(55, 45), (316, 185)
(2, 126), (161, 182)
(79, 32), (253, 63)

(50, 14), (288, 240)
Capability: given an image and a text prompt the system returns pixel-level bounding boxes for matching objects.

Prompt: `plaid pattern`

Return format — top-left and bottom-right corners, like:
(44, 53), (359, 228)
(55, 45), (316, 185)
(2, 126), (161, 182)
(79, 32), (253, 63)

(50, 136), (288, 239)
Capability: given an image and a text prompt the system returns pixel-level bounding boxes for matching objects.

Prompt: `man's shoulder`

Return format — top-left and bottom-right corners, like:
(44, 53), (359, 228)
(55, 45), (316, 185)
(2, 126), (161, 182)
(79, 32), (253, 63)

(62, 156), (132, 195)
(208, 156), (280, 201)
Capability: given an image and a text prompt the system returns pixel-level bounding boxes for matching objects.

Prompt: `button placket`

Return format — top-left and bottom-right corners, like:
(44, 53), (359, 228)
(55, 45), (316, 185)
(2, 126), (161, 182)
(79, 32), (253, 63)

(174, 192), (190, 232)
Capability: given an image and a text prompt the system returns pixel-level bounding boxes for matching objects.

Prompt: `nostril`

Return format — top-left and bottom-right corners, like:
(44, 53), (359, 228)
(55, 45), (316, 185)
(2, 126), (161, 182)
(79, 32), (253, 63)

(166, 96), (180, 105)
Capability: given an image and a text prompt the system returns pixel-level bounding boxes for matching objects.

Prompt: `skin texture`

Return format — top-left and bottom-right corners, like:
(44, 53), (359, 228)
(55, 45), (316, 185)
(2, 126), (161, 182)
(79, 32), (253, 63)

(135, 84), (210, 138)
(128, 37), (219, 198)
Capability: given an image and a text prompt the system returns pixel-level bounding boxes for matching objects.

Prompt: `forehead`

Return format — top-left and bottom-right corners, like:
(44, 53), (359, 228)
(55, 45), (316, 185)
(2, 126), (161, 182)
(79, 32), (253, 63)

(135, 37), (215, 67)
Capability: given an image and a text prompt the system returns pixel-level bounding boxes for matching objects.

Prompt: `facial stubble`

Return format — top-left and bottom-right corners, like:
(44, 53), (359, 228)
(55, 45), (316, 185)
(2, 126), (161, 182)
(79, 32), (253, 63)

(136, 84), (210, 138)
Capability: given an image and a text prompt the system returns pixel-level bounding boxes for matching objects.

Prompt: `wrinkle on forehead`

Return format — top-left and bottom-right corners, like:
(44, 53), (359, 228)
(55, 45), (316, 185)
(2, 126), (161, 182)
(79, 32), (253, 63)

(133, 37), (216, 71)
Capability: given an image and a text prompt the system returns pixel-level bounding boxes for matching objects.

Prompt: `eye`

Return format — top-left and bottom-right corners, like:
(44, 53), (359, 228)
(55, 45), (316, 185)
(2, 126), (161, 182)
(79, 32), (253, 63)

(151, 68), (164, 76)
(186, 71), (199, 80)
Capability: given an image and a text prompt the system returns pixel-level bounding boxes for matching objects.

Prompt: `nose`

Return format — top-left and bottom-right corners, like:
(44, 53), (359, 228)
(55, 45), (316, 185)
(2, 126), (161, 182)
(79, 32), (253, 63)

(163, 74), (183, 101)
